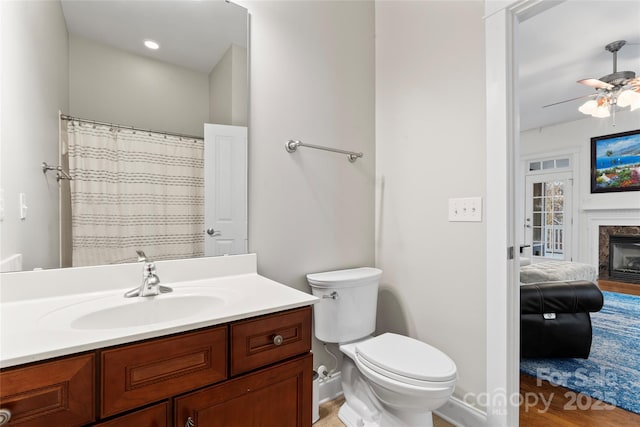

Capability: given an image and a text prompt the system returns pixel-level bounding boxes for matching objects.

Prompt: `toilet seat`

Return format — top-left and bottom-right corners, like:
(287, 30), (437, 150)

(355, 333), (457, 387)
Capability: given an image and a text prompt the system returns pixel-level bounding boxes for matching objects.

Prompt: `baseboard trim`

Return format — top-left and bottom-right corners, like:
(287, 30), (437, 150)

(434, 395), (487, 427)
(318, 372), (343, 403)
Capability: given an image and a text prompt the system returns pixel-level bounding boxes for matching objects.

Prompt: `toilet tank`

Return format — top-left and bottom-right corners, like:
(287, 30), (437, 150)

(307, 267), (382, 343)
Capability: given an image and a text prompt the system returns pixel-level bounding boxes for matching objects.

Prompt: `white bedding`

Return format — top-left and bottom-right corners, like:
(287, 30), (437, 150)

(519, 261), (598, 284)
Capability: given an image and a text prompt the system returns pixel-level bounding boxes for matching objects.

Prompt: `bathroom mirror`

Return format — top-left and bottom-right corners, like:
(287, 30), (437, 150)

(0, 0), (248, 271)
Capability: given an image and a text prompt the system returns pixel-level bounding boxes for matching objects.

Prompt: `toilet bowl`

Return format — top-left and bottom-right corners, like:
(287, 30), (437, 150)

(307, 268), (457, 427)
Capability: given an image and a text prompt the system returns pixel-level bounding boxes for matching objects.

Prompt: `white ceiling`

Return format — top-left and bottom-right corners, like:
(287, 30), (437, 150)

(61, 1), (639, 131)
(60, 0), (248, 74)
(519, 0), (640, 131)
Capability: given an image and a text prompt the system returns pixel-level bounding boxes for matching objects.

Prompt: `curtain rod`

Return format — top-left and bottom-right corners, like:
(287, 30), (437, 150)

(60, 114), (204, 141)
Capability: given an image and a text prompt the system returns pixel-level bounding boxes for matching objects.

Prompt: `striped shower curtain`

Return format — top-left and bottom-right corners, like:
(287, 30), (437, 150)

(62, 120), (204, 267)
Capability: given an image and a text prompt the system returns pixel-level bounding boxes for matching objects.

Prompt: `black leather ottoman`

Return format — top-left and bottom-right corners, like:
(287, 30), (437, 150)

(520, 280), (604, 359)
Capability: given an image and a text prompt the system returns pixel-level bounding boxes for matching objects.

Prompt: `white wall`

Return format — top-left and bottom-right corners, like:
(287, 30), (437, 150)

(69, 35), (210, 137)
(375, 0), (487, 405)
(209, 44), (248, 126)
(521, 109), (640, 263)
(0, 0), (69, 271)
(243, 0), (375, 370)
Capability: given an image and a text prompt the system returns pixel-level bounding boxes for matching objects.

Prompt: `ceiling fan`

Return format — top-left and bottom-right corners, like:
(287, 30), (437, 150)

(544, 40), (640, 118)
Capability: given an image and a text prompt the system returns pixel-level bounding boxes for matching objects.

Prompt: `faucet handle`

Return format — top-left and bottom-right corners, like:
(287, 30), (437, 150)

(136, 250), (148, 262)
(143, 262), (157, 276)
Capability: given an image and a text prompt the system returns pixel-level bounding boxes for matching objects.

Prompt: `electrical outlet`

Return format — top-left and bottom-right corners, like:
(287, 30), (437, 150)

(448, 197), (482, 222)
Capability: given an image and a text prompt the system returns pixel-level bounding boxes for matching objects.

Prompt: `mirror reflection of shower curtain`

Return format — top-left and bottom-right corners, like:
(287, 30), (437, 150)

(61, 119), (204, 267)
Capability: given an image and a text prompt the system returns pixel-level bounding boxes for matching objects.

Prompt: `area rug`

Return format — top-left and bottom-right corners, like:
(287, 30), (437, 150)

(520, 291), (640, 415)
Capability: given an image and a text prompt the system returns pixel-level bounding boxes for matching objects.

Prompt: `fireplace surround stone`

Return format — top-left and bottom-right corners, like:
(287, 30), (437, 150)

(599, 225), (640, 281)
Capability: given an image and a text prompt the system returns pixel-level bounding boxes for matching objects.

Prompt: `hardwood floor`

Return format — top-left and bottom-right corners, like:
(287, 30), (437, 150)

(598, 279), (640, 296)
(520, 279), (640, 426)
(520, 373), (640, 426)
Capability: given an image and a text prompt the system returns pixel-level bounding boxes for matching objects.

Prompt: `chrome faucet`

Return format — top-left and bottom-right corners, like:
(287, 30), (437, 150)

(124, 250), (173, 297)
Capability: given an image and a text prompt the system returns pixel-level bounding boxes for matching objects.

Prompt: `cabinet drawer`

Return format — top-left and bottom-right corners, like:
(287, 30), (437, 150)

(94, 402), (169, 427)
(0, 353), (95, 427)
(230, 307), (311, 375)
(101, 326), (227, 417)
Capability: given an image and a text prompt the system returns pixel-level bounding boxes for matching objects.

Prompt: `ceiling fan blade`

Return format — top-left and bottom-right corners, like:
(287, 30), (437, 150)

(542, 94), (595, 108)
(578, 78), (614, 90)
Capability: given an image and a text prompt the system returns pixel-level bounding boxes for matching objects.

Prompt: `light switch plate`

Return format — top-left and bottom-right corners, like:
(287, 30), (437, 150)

(448, 197), (482, 222)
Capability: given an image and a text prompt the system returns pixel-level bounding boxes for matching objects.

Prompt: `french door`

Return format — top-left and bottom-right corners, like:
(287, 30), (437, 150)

(524, 172), (572, 262)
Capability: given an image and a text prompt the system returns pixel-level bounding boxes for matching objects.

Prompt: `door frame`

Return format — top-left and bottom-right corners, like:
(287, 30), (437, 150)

(485, 1), (563, 425)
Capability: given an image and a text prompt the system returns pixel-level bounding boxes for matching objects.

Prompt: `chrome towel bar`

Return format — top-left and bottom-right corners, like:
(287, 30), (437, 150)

(285, 140), (363, 163)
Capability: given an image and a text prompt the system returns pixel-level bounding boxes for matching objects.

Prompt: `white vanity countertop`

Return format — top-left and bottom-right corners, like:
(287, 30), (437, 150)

(0, 255), (318, 368)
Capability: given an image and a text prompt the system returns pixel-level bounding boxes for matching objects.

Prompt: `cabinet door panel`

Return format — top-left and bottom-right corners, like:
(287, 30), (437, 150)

(175, 353), (312, 427)
(0, 353), (94, 427)
(94, 402), (169, 427)
(101, 326), (227, 417)
(230, 307), (311, 375)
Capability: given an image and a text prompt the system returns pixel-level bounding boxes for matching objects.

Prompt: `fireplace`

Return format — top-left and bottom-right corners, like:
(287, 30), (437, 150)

(598, 225), (640, 283)
(609, 235), (640, 284)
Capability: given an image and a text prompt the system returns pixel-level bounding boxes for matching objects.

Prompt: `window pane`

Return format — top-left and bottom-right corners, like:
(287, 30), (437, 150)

(556, 158), (570, 168)
(554, 213), (563, 225)
(542, 160), (555, 169)
(533, 197), (543, 211)
(533, 213), (542, 226)
(529, 162), (541, 171)
(533, 183), (542, 197)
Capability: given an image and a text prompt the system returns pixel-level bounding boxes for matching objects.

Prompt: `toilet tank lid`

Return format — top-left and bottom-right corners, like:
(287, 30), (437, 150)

(307, 267), (382, 288)
(356, 333), (457, 382)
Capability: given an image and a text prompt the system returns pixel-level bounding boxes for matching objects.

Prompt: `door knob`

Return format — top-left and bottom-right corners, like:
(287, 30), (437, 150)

(206, 228), (221, 236)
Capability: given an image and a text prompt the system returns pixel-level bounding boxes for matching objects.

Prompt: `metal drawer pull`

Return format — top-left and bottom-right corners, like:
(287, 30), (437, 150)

(273, 334), (284, 346)
(0, 409), (11, 425)
(185, 416), (195, 427)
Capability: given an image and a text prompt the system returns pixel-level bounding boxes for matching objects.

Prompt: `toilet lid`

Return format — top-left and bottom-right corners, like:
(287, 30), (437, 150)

(307, 267), (382, 288)
(355, 333), (457, 382)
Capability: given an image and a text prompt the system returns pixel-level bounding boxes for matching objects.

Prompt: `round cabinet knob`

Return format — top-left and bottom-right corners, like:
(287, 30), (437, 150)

(0, 409), (12, 426)
(273, 334), (284, 346)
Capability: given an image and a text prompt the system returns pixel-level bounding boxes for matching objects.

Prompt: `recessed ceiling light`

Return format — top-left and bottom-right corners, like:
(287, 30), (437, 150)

(144, 40), (159, 50)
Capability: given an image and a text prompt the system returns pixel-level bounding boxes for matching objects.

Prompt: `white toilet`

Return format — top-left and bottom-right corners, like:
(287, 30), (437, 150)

(307, 267), (457, 427)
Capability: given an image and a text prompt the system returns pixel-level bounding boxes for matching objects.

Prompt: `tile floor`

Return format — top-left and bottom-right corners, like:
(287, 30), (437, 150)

(315, 396), (455, 427)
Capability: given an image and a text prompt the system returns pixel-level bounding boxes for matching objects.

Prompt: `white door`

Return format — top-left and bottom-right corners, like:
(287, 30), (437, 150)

(524, 172), (572, 262)
(204, 124), (248, 256)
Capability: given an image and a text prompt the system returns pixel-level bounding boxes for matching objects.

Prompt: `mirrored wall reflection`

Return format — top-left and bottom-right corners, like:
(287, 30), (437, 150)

(0, 0), (248, 272)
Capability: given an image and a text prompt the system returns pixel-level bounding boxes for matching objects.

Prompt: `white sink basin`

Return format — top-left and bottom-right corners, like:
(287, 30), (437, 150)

(38, 287), (231, 330)
(71, 295), (224, 329)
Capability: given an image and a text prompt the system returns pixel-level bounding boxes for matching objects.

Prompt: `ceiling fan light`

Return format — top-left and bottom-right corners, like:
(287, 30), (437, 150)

(591, 105), (611, 118)
(578, 100), (598, 115)
(616, 89), (640, 108)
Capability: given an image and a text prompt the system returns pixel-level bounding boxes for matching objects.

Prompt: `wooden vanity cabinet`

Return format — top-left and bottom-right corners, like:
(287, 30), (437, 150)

(0, 306), (313, 427)
(93, 402), (169, 427)
(0, 353), (95, 427)
(175, 353), (312, 427)
(100, 326), (228, 418)
(230, 306), (312, 376)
